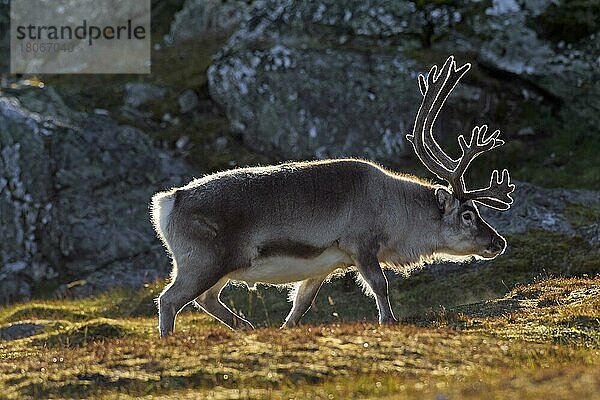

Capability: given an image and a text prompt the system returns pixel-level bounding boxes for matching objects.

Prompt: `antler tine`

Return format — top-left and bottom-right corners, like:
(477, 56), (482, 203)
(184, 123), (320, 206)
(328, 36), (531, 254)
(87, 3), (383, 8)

(422, 60), (471, 172)
(408, 56), (514, 210)
(406, 56), (457, 180)
(463, 169), (515, 210)
(447, 125), (504, 198)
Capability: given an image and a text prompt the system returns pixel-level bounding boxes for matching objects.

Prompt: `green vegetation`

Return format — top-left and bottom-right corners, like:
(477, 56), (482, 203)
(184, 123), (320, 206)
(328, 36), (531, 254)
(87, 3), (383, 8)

(535, 0), (600, 43)
(1, 276), (598, 399)
(564, 203), (600, 229)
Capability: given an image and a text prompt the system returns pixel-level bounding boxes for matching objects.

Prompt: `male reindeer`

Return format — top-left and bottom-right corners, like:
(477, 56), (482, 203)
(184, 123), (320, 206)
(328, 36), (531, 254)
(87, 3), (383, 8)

(151, 56), (515, 336)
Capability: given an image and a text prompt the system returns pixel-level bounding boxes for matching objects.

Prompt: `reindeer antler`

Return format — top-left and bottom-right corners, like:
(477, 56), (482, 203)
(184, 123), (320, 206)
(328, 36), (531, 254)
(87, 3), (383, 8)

(407, 56), (515, 210)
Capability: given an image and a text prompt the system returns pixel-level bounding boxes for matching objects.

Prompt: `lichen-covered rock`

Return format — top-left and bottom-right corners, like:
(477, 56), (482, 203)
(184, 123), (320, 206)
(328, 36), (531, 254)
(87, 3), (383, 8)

(124, 83), (167, 108)
(480, 181), (600, 245)
(474, 0), (600, 128)
(207, 1), (497, 162)
(0, 86), (191, 302)
(209, 46), (420, 160)
(207, 0), (599, 161)
(178, 89), (200, 114)
(166, 0), (250, 44)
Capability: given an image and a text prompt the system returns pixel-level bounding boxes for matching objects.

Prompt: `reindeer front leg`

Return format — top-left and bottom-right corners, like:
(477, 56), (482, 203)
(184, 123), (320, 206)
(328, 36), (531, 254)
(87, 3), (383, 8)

(355, 252), (397, 324)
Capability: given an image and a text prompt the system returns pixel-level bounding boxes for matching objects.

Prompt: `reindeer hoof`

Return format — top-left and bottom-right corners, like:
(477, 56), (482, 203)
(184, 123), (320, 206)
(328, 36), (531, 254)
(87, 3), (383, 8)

(379, 317), (399, 325)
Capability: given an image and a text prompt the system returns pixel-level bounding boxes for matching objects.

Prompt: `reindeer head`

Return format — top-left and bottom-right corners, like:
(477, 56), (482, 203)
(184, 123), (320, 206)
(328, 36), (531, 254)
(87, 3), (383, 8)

(407, 56), (515, 259)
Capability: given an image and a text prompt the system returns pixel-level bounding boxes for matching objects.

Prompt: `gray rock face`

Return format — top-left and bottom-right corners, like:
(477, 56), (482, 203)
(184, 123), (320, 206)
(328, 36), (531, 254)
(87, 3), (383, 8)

(124, 83), (167, 108)
(207, 0), (599, 161)
(480, 181), (599, 245)
(0, 87), (191, 302)
(207, 0), (427, 162)
(209, 46), (419, 160)
(166, 0), (250, 44)
(472, 0), (600, 127)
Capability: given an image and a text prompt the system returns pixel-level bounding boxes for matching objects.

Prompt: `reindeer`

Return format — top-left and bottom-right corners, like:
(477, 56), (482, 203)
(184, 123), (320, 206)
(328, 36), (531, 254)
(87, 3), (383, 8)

(151, 56), (515, 336)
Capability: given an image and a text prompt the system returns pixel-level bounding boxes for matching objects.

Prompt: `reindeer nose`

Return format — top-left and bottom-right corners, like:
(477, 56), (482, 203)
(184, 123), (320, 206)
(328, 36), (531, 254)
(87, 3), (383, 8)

(489, 236), (505, 253)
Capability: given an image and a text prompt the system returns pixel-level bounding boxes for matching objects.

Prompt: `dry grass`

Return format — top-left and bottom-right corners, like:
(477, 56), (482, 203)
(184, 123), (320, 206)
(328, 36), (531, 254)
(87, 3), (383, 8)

(1, 277), (599, 399)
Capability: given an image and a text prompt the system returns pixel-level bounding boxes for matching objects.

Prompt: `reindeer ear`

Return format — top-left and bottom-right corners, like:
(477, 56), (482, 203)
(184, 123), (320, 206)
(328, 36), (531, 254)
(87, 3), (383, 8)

(435, 187), (458, 215)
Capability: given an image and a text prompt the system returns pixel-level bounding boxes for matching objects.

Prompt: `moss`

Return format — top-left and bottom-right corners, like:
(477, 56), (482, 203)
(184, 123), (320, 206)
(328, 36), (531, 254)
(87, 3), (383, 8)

(31, 319), (129, 347)
(150, 0), (187, 41)
(1, 304), (92, 324)
(534, 0), (600, 43)
(439, 278), (600, 347)
(564, 203), (600, 229)
(102, 281), (164, 318)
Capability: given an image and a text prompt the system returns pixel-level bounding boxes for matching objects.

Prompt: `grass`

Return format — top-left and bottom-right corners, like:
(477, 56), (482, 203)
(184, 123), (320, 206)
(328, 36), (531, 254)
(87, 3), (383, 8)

(1, 277), (599, 399)
(1, 226), (599, 399)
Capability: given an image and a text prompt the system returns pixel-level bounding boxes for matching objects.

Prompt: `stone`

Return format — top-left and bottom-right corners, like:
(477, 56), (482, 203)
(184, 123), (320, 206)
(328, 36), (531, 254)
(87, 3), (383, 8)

(166, 0), (250, 45)
(479, 181), (600, 241)
(207, 0), (599, 162)
(209, 46), (420, 160)
(178, 89), (199, 114)
(0, 86), (192, 303)
(124, 83), (167, 108)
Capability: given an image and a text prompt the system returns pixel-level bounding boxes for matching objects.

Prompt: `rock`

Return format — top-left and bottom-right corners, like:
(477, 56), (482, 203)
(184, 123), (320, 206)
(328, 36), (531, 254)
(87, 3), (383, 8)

(517, 127), (535, 136)
(178, 89), (200, 114)
(206, 0), (433, 161)
(124, 83), (167, 108)
(0, 322), (49, 341)
(479, 181), (600, 244)
(0, 86), (192, 303)
(207, 0), (599, 162)
(578, 225), (600, 247)
(166, 0), (250, 44)
(471, 0), (600, 127)
(209, 46), (420, 160)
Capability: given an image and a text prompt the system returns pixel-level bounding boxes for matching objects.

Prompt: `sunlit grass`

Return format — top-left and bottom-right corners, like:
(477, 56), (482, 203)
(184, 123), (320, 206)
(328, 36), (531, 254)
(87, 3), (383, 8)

(1, 276), (599, 399)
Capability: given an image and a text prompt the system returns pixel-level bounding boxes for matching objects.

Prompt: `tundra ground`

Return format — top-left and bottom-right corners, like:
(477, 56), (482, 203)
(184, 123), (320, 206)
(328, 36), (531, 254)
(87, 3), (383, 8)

(2, 271), (599, 399)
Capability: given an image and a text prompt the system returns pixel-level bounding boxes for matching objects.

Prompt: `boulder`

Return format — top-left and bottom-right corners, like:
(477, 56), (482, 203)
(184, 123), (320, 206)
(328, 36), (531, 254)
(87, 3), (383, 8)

(207, 0), (599, 162)
(0, 321), (49, 341)
(0, 86), (192, 302)
(209, 46), (420, 160)
(166, 0), (250, 44)
(480, 181), (600, 244)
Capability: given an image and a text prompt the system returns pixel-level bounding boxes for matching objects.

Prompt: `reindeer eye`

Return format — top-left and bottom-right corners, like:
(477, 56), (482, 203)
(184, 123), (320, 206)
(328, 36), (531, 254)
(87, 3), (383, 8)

(462, 211), (474, 222)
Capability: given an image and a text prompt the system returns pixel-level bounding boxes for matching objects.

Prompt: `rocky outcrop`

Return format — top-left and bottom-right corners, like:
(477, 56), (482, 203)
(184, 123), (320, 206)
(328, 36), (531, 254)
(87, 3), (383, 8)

(207, 0), (599, 162)
(209, 46), (421, 160)
(166, 0), (250, 44)
(0, 86), (191, 302)
(480, 181), (599, 245)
